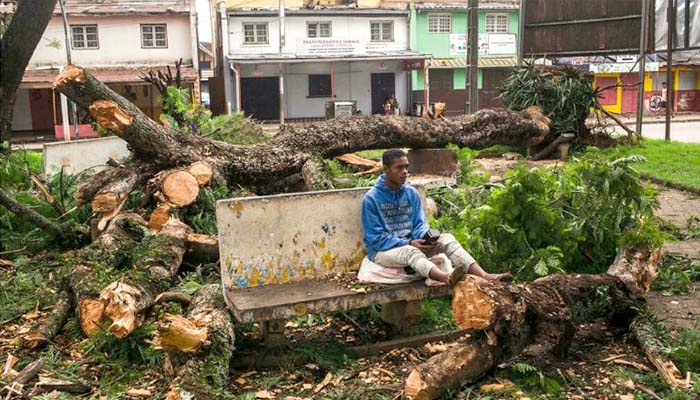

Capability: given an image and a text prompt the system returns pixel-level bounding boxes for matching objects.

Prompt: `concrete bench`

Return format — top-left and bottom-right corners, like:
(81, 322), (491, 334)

(216, 186), (451, 342)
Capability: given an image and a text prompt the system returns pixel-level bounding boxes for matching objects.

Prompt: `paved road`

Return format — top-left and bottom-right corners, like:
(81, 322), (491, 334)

(615, 119), (700, 143)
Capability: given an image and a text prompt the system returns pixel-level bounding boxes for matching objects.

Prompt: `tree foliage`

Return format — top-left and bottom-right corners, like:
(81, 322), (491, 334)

(431, 151), (663, 281)
(499, 63), (600, 136)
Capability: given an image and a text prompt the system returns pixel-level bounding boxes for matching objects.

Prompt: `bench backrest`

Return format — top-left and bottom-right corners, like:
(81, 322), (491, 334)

(217, 186), (426, 290)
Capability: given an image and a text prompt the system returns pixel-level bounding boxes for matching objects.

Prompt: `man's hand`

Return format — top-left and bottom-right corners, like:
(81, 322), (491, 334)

(409, 239), (437, 252)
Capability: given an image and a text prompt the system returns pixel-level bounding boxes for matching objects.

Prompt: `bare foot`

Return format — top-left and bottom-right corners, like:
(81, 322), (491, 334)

(484, 272), (513, 282)
(448, 266), (466, 286)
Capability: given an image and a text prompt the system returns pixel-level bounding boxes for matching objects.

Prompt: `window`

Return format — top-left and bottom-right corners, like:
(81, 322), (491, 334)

(307, 22), (331, 38)
(427, 14), (451, 33)
(141, 24), (168, 48)
(308, 74), (331, 97)
(485, 14), (509, 33)
(243, 22), (268, 44)
(370, 21), (393, 42)
(71, 25), (98, 49)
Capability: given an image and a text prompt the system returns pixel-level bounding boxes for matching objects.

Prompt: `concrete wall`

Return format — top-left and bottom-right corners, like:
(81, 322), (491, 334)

(12, 89), (33, 131)
(217, 187), (426, 290)
(43, 136), (130, 176)
(228, 14), (409, 56)
(29, 14), (193, 69)
(239, 60), (409, 117)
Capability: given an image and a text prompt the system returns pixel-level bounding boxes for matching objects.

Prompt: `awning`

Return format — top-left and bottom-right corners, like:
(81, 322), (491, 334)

(229, 51), (430, 65)
(430, 56), (518, 69)
(21, 66), (198, 88)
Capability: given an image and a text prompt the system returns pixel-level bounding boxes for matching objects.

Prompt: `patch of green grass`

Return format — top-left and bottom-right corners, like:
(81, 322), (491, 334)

(354, 149), (384, 160)
(591, 139), (700, 189)
(0, 255), (65, 321)
(411, 297), (456, 335)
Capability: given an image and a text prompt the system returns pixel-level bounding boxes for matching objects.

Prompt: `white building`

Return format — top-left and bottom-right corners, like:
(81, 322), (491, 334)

(224, 8), (428, 121)
(13, 0), (199, 140)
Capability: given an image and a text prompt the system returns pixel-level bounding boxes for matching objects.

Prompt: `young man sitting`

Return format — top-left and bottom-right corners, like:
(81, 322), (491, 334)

(361, 149), (512, 286)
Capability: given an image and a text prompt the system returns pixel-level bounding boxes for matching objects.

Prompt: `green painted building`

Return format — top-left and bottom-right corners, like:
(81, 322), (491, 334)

(410, 1), (519, 115)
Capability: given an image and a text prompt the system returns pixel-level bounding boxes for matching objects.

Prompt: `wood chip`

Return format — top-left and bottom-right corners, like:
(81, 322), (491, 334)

(255, 389), (276, 399)
(1, 354), (19, 378)
(480, 379), (514, 392)
(618, 394), (635, 400)
(126, 388), (153, 397)
(313, 372), (333, 393)
(623, 379), (635, 389)
(23, 304), (40, 320)
(0, 259), (13, 267)
(599, 354), (625, 362)
(611, 359), (652, 371)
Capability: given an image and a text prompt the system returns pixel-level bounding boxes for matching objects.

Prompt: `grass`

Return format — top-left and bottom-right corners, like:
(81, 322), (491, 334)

(592, 139), (700, 189)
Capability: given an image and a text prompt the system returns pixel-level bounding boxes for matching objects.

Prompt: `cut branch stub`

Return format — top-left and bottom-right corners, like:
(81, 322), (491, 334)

(161, 171), (200, 207)
(153, 314), (208, 353)
(187, 162), (213, 186)
(88, 100), (133, 135)
(149, 203), (173, 232)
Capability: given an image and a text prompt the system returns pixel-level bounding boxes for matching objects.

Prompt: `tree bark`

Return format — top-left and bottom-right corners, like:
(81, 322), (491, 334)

(0, 188), (79, 246)
(54, 65), (550, 194)
(404, 248), (659, 400)
(156, 284), (235, 400)
(99, 219), (190, 338)
(68, 213), (148, 335)
(0, 0), (58, 147)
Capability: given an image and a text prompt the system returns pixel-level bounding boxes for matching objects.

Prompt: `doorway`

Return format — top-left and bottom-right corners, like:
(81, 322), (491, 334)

(371, 73), (395, 115)
(241, 77), (280, 120)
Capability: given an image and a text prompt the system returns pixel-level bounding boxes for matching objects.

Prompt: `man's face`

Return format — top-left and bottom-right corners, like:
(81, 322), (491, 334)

(385, 156), (409, 187)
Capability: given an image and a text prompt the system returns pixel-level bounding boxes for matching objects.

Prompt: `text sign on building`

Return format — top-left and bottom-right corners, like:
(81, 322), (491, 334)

(449, 34), (516, 56)
(487, 34), (517, 55)
(589, 62), (660, 74)
(297, 38), (363, 56)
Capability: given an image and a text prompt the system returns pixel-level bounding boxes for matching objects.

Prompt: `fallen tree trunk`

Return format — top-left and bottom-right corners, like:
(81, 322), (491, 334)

(405, 248), (662, 400)
(99, 219), (190, 338)
(68, 213), (148, 335)
(153, 284), (235, 400)
(53, 65), (550, 201)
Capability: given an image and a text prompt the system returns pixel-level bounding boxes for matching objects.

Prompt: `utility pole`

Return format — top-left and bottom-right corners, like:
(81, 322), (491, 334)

(665, 0), (675, 142)
(465, 0), (478, 113)
(58, 0), (80, 141)
(278, 0), (285, 125)
(635, 0), (649, 137)
(517, 0), (526, 66)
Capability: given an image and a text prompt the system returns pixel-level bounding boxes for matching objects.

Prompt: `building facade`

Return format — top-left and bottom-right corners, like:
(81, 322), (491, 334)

(224, 8), (428, 121)
(410, 1), (519, 116)
(13, 0), (199, 140)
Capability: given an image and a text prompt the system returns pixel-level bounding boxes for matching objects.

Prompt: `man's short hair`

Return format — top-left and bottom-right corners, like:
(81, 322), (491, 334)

(382, 149), (407, 168)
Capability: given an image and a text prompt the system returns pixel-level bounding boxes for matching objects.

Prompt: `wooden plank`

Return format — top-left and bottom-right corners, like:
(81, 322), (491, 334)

(225, 276), (450, 323)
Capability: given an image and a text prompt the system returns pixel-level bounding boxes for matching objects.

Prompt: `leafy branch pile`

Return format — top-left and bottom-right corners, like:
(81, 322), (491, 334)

(431, 150), (663, 281)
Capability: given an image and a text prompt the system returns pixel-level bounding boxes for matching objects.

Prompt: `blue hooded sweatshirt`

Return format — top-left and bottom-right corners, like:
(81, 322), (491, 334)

(361, 174), (429, 261)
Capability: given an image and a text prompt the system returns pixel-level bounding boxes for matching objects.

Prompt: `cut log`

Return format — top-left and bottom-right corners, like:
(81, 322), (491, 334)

(76, 162), (153, 207)
(161, 170), (200, 207)
(185, 233), (219, 262)
(54, 65), (550, 192)
(158, 284), (235, 400)
(405, 247), (660, 400)
(188, 161), (214, 186)
(153, 314), (208, 353)
(631, 317), (690, 389)
(149, 202), (174, 232)
(91, 171), (139, 215)
(68, 213), (148, 335)
(99, 218), (190, 338)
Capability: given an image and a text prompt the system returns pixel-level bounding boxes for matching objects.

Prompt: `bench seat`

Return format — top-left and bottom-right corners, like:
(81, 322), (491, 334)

(225, 273), (451, 323)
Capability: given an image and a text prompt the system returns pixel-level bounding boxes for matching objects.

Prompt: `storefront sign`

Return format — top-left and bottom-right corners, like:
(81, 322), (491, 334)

(297, 38), (363, 56)
(449, 33), (516, 56)
(404, 59), (425, 70)
(589, 62), (660, 74)
(487, 34), (517, 55)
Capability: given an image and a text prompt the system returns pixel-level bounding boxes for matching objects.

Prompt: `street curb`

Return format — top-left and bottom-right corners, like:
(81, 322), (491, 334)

(624, 118), (700, 126)
(642, 174), (700, 196)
